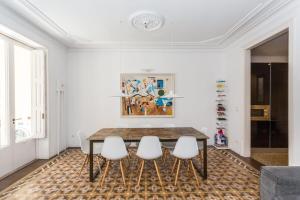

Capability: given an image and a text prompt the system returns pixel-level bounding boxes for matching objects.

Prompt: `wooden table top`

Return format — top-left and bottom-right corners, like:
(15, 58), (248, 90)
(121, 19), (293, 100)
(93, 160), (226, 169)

(88, 127), (209, 141)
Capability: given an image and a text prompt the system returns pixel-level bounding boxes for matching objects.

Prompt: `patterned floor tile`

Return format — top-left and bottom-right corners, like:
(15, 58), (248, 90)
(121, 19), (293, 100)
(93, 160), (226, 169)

(185, 192), (203, 200)
(0, 148), (260, 200)
(218, 192), (241, 200)
(127, 193), (145, 200)
(238, 192), (259, 200)
(146, 193), (165, 200)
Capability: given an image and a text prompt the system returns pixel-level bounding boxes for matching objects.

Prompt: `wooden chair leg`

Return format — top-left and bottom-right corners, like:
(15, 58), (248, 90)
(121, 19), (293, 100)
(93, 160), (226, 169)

(189, 160), (200, 187)
(96, 156), (101, 171)
(153, 160), (163, 187)
(126, 155), (130, 167)
(162, 148), (168, 163)
(123, 156), (129, 169)
(174, 160), (181, 185)
(99, 160), (110, 187)
(137, 160), (144, 186)
(100, 157), (107, 170)
(120, 160), (126, 186)
(171, 158), (178, 174)
(79, 154), (88, 176)
(126, 146), (131, 159)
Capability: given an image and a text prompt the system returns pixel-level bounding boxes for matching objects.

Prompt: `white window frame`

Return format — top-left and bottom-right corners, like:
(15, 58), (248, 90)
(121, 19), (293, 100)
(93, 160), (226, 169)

(0, 33), (47, 148)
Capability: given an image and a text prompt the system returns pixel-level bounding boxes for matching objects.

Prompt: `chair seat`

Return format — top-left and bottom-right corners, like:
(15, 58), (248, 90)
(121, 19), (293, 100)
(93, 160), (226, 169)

(102, 152), (128, 160)
(137, 152), (162, 160)
(170, 150), (197, 159)
(136, 136), (162, 160)
(101, 136), (128, 160)
(172, 136), (199, 159)
(81, 143), (102, 155)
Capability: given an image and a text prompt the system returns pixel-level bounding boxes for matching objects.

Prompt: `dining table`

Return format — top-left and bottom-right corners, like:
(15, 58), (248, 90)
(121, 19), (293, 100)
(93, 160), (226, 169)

(88, 127), (209, 182)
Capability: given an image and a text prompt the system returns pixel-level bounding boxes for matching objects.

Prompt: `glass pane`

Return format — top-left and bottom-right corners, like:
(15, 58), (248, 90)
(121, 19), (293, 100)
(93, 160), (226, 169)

(257, 77), (264, 103)
(270, 63), (288, 148)
(0, 38), (9, 147)
(14, 45), (32, 142)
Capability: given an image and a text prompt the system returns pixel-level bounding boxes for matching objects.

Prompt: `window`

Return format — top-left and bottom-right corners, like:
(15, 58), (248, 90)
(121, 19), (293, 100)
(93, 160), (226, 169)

(0, 33), (46, 147)
(14, 45), (32, 142)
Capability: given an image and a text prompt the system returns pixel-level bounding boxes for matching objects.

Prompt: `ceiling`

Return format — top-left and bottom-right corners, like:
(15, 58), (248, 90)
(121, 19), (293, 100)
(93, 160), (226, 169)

(1, 0), (292, 48)
(252, 32), (288, 56)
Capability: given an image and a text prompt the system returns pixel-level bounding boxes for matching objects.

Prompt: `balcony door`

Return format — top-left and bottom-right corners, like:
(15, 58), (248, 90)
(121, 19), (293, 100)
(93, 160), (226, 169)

(0, 36), (46, 177)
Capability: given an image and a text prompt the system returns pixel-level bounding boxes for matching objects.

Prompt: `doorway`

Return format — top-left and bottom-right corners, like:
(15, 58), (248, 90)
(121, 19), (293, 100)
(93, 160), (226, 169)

(250, 32), (289, 166)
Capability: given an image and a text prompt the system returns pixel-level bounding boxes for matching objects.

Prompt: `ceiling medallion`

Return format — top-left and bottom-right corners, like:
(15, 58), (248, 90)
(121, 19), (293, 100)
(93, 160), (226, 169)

(129, 11), (164, 32)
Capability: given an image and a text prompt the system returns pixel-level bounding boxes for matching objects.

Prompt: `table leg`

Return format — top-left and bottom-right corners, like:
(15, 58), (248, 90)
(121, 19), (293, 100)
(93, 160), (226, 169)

(192, 139), (208, 180)
(203, 139), (207, 179)
(89, 140), (94, 182)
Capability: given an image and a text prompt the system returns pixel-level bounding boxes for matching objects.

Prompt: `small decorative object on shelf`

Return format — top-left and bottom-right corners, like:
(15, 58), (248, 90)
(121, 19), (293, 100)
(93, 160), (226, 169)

(214, 80), (229, 149)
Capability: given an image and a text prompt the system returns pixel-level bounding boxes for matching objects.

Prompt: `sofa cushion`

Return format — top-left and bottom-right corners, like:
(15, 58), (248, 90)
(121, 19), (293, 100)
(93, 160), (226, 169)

(260, 166), (300, 197)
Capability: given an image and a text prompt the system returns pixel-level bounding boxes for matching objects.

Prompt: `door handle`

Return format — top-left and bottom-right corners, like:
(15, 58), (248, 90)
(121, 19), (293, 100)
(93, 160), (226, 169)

(12, 118), (22, 124)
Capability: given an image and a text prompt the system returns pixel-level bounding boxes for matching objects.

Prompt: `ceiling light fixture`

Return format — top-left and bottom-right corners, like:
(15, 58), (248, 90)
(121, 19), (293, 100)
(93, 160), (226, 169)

(129, 11), (164, 32)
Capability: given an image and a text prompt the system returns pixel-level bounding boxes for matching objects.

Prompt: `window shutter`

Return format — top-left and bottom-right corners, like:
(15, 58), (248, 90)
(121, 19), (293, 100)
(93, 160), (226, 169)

(31, 50), (46, 139)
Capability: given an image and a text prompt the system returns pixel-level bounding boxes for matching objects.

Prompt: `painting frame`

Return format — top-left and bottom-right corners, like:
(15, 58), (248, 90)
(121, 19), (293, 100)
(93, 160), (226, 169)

(120, 73), (175, 118)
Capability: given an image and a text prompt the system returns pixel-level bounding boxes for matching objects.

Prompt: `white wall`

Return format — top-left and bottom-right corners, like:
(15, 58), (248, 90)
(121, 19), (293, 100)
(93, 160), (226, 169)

(0, 3), (67, 174)
(224, 1), (300, 165)
(66, 49), (224, 147)
(2, 0), (300, 173)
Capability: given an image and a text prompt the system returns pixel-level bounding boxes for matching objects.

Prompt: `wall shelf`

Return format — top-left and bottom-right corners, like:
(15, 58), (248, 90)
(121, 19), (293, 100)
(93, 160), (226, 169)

(214, 80), (229, 149)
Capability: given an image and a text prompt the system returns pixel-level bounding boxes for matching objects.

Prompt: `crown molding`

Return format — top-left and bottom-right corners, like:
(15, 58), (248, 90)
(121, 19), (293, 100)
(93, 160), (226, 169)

(1, 0), (76, 46)
(218, 0), (294, 47)
(1, 0), (295, 49)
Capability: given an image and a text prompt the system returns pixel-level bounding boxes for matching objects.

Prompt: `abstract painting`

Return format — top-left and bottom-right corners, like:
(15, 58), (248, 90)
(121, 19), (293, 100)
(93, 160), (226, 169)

(121, 73), (175, 117)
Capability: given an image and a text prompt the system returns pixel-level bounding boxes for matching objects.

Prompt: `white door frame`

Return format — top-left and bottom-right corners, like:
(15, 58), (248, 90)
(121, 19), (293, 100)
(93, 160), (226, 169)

(243, 24), (292, 164)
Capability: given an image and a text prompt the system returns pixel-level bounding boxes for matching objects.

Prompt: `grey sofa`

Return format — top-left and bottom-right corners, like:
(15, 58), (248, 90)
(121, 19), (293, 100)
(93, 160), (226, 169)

(260, 166), (300, 200)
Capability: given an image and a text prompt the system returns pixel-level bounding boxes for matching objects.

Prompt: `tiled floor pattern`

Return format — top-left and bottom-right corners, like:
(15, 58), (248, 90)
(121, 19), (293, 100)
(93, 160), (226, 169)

(0, 148), (260, 200)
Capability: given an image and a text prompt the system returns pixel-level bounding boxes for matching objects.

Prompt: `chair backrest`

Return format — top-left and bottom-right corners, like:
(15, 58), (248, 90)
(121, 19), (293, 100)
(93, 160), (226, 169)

(101, 136), (128, 160)
(137, 136), (162, 159)
(173, 136), (199, 159)
(77, 131), (87, 151)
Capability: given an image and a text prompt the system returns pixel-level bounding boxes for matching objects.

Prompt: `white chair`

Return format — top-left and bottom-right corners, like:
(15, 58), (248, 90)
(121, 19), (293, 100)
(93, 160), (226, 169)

(77, 131), (103, 176)
(99, 136), (129, 186)
(171, 136), (200, 186)
(136, 136), (163, 187)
